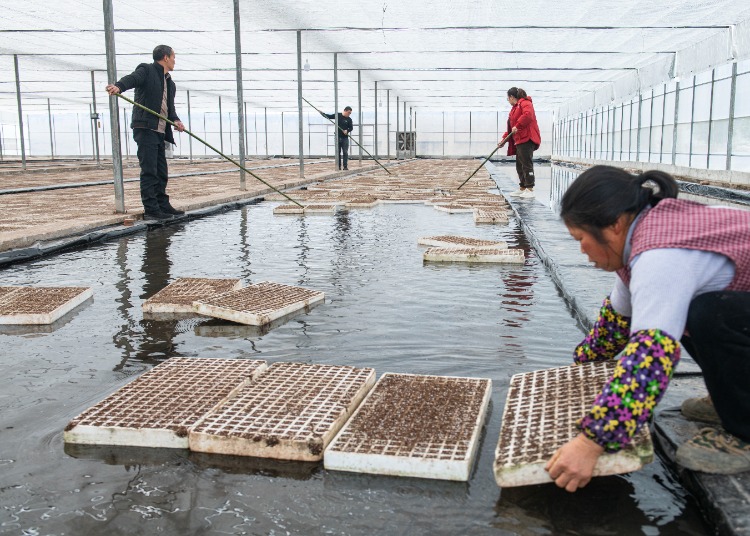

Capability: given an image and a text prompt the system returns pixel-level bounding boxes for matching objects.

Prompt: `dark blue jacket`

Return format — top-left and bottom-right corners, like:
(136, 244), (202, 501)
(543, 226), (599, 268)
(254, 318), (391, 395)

(115, 62), (180, 145)
(322, 112), (354, 139)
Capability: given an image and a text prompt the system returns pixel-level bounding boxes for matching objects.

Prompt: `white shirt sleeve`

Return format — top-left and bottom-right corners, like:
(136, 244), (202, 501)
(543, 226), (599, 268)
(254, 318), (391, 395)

(628, 248), (735, 337)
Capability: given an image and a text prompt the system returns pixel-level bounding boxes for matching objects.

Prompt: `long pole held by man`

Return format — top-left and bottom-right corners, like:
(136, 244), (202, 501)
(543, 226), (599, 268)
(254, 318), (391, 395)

(106, 45), (186, 221)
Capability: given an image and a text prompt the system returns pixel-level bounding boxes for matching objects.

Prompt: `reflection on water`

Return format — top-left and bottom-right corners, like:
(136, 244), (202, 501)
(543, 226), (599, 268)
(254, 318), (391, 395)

(0, 191), (710, 535)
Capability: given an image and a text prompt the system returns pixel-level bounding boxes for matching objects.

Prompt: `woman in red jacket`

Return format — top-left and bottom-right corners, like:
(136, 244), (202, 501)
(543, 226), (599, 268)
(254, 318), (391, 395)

(498, 87), (542, 199)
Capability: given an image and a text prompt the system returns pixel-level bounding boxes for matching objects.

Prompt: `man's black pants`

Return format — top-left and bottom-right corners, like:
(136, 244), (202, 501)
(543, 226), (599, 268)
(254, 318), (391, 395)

(337, 137), (350, 169)
(133, 128), (170, 213)
(682, 291), (750, 442)
(515, 141), (536, 189)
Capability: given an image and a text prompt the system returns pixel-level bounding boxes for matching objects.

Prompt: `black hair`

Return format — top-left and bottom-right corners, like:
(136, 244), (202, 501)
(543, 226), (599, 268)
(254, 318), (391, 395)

(153, 45), (174, 62)
(344, 106), (352, 112)
(507, 87), (527, 99)
(560, 165), (679, 242)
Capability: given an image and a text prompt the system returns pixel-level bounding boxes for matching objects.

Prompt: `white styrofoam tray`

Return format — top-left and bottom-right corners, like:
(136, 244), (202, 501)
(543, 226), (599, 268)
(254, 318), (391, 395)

(193, 281), (325, 326)
(325, 373), (492, 481)
(189, 362), (376, 461)
(64, 358), (268, 448)
(0, 286), (93, 325)
(423, 247), (524, 264)
(494, 361), (654, 488)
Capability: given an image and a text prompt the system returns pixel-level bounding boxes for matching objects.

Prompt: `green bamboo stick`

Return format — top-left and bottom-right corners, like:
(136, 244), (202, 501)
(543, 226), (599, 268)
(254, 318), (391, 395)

(302, 96), (392, 175)
(113, 92), (303, 207)
(456, 132), (512, 190)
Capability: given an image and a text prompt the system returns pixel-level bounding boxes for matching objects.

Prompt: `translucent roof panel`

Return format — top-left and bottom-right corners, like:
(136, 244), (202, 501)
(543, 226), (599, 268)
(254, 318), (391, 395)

(1, 1), (749, 114)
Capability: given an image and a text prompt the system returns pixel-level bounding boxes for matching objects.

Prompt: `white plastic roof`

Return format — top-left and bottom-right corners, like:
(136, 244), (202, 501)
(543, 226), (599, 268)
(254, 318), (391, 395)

(1, 0), (750, 115)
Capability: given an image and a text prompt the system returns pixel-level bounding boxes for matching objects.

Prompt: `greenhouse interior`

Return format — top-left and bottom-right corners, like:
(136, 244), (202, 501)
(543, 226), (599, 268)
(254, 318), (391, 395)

(1, 1), (749, 535)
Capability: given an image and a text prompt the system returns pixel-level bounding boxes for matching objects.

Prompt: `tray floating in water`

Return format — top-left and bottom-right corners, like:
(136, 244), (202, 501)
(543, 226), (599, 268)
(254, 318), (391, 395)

(433, 204), (474, 214)
(142, 277), (243, 314)
(63, 357), (268, 449)
(193, 281), (325, 326)
(189, 362), (376, 461)
(473, 209), (509, 224)
(494, 361), (654, 488)
(0, 286), (92, 325)
(423, 247), (524, 264)
(418, 235), (508, 250)
(325, 373), (492, 481)
(345, 197), (380, 208)
(273, 204), (338, 215)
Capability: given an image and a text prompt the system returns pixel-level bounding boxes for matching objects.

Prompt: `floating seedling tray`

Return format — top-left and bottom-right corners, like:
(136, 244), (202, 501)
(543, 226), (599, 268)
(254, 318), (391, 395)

(473, 209), (510, 224)
(325, 373), (492, 481)
(0, 286), (92, 325)
(64, 358), (268, 449)
(142, 278), (243, 314)
(423, 247), (524, 264)
(189, 362), (376, 461)
(193, 281), (325, 326)
(418, 235), (508, 249)
(494, 361), (654, 488)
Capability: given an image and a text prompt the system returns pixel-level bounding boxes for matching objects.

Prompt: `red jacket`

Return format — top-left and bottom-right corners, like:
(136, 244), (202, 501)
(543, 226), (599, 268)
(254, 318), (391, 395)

(502, 96), (541, 156)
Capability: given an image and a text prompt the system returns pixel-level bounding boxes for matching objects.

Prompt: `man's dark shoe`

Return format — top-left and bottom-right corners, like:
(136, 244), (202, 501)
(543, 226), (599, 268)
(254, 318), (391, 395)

(162, 205), (185, 216)
(143, 211), (174, 221)
(343, 166), (349, 170)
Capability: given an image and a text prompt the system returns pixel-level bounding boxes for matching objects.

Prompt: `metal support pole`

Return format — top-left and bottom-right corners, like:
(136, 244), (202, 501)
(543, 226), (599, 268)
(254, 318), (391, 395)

(387, 89), (390, 160)
(91, 70), (101, 164)
(396, 96), (399, 159)
(244, 102), (249, 156)
(89, 104), (95, 160)
(688, 77), (696, 167)
(357, 69), (362, 159)
(647, 88), (655, 162)
(706, 68), (715, 169)
(374, 81), (378, 159)
(47, 98), (55, 159)
(672, 81), (680, 165)
(218, 96), (224, 154)
(296, 30), (304, 177)
(727, 62), (738, 170)
(264, 107), (268, 158)
(103, 0), (124, 212)
(187, 90), (193, 162)
(14, 55), (26, 169)
(334, 53), (339, 170)
(619, 103), (624, 160)
(281, 111), (285, 157)
(636, 94), (642, 162)
(659, 83), (667, 163)
(233, 0), (247, 188)
(13, 54), (26, 169)
(442, 111), (445, 156)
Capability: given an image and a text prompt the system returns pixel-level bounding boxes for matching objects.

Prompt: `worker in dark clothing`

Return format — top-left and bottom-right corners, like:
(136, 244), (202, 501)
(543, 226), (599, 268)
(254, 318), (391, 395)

(106, 45), (185, 220)
(321, 106), (354, 170)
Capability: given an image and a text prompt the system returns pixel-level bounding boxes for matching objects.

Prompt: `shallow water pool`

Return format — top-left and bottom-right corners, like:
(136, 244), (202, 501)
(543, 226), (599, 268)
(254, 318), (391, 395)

(0, 190), (710, 535)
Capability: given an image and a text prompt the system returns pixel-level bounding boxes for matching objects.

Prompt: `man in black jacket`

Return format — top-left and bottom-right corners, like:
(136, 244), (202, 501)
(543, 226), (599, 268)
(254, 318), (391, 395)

(106, 45), (186, 220)
(321, 106), (354, 170)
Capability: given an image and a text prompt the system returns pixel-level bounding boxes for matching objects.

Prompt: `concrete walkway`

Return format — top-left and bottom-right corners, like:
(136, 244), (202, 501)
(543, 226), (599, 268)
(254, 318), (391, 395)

(487, 162), (749, 536)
